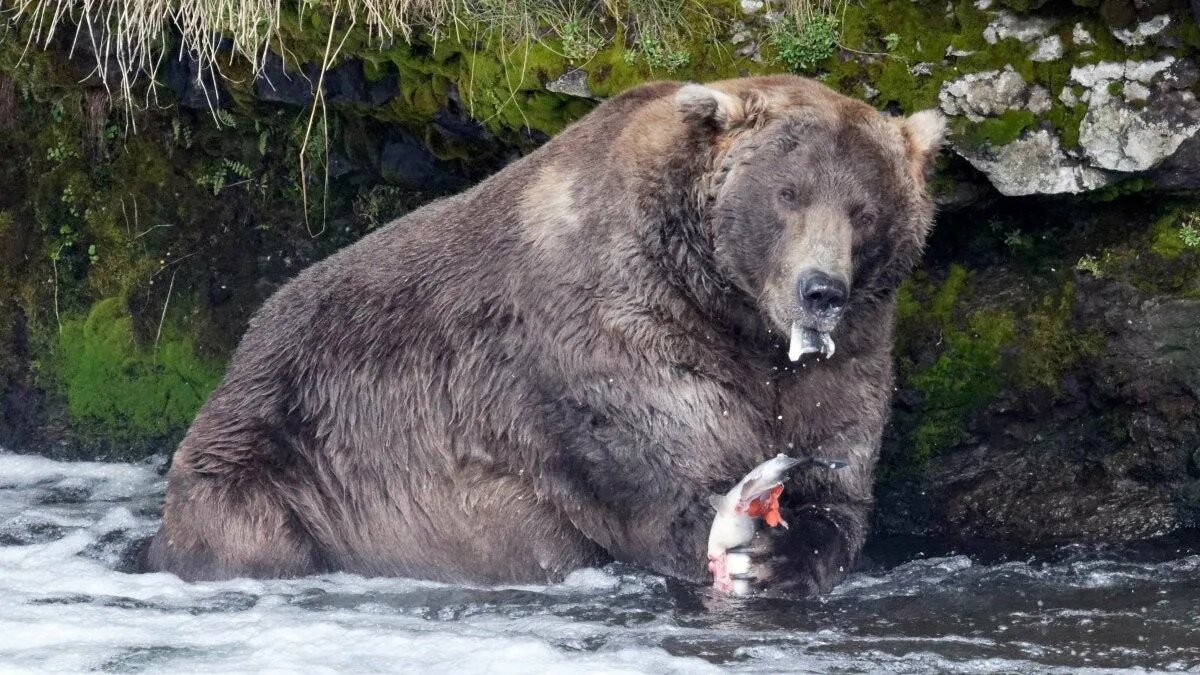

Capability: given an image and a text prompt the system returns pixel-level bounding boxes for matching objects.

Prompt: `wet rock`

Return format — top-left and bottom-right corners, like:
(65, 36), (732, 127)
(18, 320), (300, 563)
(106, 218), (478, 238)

(368, 66), (400, 107)
(740, 0), (765, 14)
(1112, 14), (1171, 47)
(1072, 58), (1200, 173)
(957, 130), (1114, 196)
(165, 51), (227, 110)
(1151, 133), (1200, 190)
(1026, 85), (1051, 115)
(1141, 299), (1200, 398)
(545, 68), (596, 100)
(432, 85), (496, 149)
(1030, 35), (1063, 63)
(251, 55), (398, 108)
(943, 56), (1200, 194)
(983, 12), (1055, 45)
(1079, 90), (1200, 172)
(878, 241), (1200, 544)
(378, 131), (464, 192)
(253, 52), (318, 106)
(321, 60), (367, 103)
(1072, 23), (1095, 46)
(1123, 81), (1151, 102)
(939, 67), (1030, 121)
(919, 443), (1179, 542)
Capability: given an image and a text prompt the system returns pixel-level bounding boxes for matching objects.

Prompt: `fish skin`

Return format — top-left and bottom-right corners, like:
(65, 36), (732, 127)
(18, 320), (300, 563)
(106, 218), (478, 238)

(706, 454), (848, 595)
(706, 454), (802, 595)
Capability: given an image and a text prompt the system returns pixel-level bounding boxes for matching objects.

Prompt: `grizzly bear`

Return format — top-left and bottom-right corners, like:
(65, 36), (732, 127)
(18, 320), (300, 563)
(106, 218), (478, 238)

(145, 75), (944, 596)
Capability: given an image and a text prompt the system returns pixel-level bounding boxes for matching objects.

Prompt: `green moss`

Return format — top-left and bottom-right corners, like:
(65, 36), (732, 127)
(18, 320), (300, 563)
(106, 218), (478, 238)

(1074, 201), (1200, 298)
(960, 109), (1037, 149)
(55, 297), (223, 449)
(1151, 209), (1200, 259)
(896, 277), (921, 321)
(1045, 98), (1088, 149)
(892, 259), (1105, 463)
(1090, 177), (1155, 203)
(894, 265), (1016, 463)
(1014, 283), (1099, 393)
(930, 263), (968, 324)
(910, 307), (1015, 462)
(995, 0), (1051, 11)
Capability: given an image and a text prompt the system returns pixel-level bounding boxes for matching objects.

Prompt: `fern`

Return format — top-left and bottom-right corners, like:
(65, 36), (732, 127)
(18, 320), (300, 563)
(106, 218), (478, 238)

(224, 159), (253, 181)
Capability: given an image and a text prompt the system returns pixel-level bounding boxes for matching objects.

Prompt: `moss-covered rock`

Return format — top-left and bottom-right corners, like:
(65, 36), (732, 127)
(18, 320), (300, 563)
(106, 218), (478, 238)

(55, 298), (223, 454)
(879, 193), (1200, 543)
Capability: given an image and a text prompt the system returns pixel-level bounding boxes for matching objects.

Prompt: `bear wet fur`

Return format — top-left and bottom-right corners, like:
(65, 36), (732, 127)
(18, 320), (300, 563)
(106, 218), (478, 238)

(145, 76), (944, 596)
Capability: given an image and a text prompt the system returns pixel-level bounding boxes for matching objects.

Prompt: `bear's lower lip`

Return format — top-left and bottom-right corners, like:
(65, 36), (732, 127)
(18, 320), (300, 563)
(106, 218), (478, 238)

(787, 322), (835, 361)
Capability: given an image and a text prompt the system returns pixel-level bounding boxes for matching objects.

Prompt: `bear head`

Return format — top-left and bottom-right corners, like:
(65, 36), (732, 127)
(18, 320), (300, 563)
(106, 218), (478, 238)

(676, 78), (945, 360)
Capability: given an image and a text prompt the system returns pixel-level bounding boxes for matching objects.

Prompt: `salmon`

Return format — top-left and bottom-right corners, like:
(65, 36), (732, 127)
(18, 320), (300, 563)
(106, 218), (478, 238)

(706, 454), (847, 595)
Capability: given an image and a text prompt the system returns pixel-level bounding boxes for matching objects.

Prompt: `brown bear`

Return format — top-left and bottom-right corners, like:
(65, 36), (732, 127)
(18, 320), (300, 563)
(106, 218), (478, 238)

(145, 75), (944, 596)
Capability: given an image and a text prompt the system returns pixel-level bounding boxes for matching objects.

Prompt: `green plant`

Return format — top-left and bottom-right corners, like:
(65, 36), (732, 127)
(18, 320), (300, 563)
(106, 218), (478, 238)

(1075, 254), (1103, 277)
(1004, 228), (1033, 251)
(354, 185), (407, 230)
(171, 118), (194, 149)
(60, 185), (81, 218)
(771, 13), (839, 72)
(46, 133), (77, 162)
(215, 108), (238, 127)
(194, 158), (255, 196)
(559, 19), (601, 61)
(1181, 216), (1200, 250)
(635, 34), (691, 71)
(882, 32), (901, 51)
(1151, 210), (1200, 258)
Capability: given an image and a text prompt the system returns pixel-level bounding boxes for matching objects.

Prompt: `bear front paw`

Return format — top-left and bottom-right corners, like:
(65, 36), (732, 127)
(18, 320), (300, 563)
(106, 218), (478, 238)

(724, 528), (830, 598)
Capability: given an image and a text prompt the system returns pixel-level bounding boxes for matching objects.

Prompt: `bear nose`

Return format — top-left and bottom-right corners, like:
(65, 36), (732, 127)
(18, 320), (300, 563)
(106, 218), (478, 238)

(798, 272), (849, 317)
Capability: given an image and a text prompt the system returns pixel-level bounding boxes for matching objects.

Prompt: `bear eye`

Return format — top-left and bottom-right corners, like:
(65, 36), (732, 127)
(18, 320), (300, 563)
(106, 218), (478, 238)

(778, 187), (798, 205)
(855, 210), (878, 228)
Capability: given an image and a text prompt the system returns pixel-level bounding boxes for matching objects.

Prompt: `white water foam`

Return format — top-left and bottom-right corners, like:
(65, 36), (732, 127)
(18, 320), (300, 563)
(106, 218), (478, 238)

(0, 450), (1197, 673)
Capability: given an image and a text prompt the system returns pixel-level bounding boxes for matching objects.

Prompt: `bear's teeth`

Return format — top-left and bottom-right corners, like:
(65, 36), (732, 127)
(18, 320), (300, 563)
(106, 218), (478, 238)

(788, 323), (831, 361)
(788, 321), (804, 361)
(820, 332), (836, 358)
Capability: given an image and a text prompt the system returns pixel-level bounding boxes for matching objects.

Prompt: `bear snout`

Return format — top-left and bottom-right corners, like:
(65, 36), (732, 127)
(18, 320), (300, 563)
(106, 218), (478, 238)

(796, 270), (848, 327)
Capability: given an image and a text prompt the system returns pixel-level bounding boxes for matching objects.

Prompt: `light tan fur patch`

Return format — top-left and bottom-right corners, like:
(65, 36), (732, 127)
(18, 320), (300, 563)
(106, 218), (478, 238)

(519, 165), (581, 250)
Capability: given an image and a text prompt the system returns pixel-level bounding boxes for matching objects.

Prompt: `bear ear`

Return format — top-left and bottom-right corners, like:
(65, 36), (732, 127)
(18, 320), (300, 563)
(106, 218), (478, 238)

(897, 110), (947, 179)
(675, 84), (761, 130)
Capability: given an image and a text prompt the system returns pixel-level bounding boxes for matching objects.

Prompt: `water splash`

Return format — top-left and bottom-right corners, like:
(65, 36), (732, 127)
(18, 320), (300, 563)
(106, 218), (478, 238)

(0, 451), (1197, 673)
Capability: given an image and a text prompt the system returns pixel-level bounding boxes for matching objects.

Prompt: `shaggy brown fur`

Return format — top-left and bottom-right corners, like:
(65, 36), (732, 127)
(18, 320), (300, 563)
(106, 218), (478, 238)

(146, 76), (944, 596)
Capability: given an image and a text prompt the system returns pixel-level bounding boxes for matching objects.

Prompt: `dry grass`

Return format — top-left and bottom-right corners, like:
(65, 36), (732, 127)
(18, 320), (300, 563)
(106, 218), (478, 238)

(2, 0), (702, 109)
(2, 0), (706, 234)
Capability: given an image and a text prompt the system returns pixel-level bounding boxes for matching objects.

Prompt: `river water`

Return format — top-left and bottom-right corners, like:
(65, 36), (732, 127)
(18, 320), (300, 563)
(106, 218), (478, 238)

(1, 450), (1197, 673)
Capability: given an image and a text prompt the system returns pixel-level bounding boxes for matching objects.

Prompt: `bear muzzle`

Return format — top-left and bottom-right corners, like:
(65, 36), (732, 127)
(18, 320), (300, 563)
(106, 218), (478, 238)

(786, 270), (849, 361)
